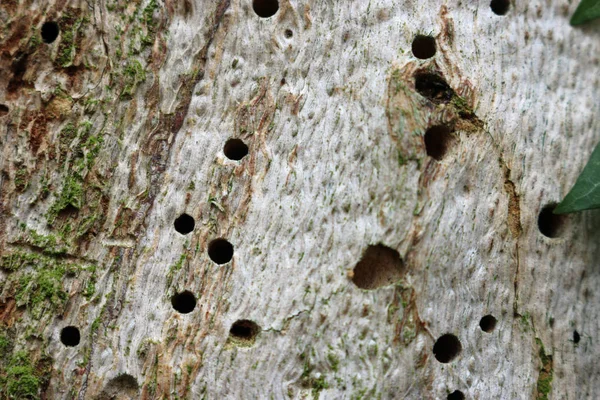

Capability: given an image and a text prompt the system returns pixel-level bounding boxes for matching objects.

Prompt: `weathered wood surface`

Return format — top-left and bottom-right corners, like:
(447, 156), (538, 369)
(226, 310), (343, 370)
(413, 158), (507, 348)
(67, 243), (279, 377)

(1, 0), (599, 399)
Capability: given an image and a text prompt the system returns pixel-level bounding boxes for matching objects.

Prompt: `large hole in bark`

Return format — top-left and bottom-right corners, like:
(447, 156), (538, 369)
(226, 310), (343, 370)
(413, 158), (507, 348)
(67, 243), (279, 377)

(60, 326), (80, 347)
(479, 315), (497, 333)
(538, 204), (566, 238)
(41, 21), (60, 43)
(224, 138), (249, 161)
(448, 390), (465, 400)
(174, 213), (195, 235)
(208, 238), (234, 264)
(171, 290), (196, 314)
(414, 72), (454, 103)
(0, 104), (8, 117)
(253, 0), (279, 18)
(433, 334), (462, 363)
(573, 330), (581, 344)
(490, 0), (510, 15)
(229, 320), (261, 345)
(412, 35), (436, 59)
(351, 245), (404, 290)
(424, 125), (455, 161)
(100, 374), (139, 399)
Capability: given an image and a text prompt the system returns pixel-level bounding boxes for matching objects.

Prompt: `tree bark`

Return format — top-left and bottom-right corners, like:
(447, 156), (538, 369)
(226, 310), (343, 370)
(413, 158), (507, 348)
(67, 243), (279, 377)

(1, 0), (599, 399)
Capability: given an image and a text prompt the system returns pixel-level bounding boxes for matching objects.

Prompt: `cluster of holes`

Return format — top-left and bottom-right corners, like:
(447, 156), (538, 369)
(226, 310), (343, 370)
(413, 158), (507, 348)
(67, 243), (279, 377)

(41, 21), (59, 43)
(412, 35), (436, 59)
(253, 0), (279, 18)
(60, 326), (80, 347)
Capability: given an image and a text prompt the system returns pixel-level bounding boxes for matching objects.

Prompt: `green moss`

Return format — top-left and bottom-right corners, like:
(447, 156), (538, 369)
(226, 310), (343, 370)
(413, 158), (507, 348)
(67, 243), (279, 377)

(1, 351), (40, 399)
(535, 338), (553, 400)
(47, 176), (84, 223)
(327, 352), (339, 372)
(0, 336), (9, 356)
(166, 254), (187, 287)
(121, 60), (147, 99)
(15, 167), (29, 192)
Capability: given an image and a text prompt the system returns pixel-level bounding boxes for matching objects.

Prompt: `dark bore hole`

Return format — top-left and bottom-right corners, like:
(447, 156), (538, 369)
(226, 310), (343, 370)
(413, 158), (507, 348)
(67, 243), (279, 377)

(253, 0), (279, 18)
(573, 330), (580, 344)
(414, 72), (454, 103)
(229, 319), (261, 344)
(171, 290), (196, 314)
(60, 326), (80, 347)
(41, 21), (60, 44)
(352, 244), (405, 290)
(490, 0), (510, 16)
(284, 29), (293, 38)
(224, 138), (249, 161)
(208, 238), (234, 264)
(174, 213), (195, 235)
(448, 390), (465, 400)
(412, 35), (436, 59)
(424, 125), (455, 161)
(479, 315), (497, 333)
(433, 333), (462, 363)
(0, 104), (8, 116)
(538, 204), (566, 238)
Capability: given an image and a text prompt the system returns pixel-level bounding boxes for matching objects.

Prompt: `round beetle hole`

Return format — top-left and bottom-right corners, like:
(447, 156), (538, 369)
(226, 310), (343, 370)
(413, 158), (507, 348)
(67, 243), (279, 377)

(208, 238), (234, 264)
(490, 0), (510, 15)
(174, 213), (195, 235)
(448, 390), (465, 400)
(351, 244), (405, 290)
(424, 125), (455, 161)
(41, 21), (60, 43)
(479, 315), (497, 332)
(224, 138), (249, 161)
(284, 29), (293, 38)
(229, 319), (261, 345)
(433, 334), (462, 363)
(171, 291), (196, 314)
(60, 326), (80, 347)
(538, 204), (566, 238)
(412, 35), (436, 59)
(253, 0), (279, 18)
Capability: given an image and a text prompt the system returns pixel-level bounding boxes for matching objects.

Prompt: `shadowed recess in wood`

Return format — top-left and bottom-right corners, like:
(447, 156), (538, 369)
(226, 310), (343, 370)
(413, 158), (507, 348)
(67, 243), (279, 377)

(351, 245), (405, 290)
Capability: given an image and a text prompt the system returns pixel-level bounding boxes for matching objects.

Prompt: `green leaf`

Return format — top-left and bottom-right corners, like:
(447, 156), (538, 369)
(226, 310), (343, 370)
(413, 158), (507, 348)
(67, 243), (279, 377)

(554, 142), (600, 214)
(570, 0), (600, 26)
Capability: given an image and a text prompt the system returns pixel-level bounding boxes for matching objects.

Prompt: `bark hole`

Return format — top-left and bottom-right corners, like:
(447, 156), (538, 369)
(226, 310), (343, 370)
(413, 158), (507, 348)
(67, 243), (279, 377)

(414, 72), (454, 103)
(100, 374), (139, 399)
(41, 21), (59, 43)
(424, 125), (455, 161)
(433, 334), (462, 363)
(490, 0), (510, 16)
(0, 104), (8, 116)
(573, 330), (580, 344)
(448, 390), (465, 400)
(60, 326), (80, 347)
(171, 291), (196, 314)
(229, 320), (261, 345)
(174, 213), (195, 235)
(538, 204), (566, 238)
(479, 315), (497, 332)
(285, 29), (293, 38)
(224, 138), (249, 160)
(351, 245), (404, 290)
(208, 238), (234, 264)
(412, 35), (436, 59)
(253, 0), (279, 18)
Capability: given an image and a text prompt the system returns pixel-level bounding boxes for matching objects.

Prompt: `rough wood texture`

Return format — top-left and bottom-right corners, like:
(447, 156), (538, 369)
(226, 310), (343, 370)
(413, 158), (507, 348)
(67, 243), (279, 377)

(1, 0), (599, 399)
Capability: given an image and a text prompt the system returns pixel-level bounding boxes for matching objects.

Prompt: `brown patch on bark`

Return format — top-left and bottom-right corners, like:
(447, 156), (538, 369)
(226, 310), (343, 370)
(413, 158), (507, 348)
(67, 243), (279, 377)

(0, 298), (22, 327)
(439, 5), (455, 46)
(501, 164), (522, 238)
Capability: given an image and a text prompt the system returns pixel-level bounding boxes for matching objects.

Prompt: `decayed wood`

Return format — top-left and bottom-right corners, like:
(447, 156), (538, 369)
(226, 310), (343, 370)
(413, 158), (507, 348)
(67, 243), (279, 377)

(1, 0), (599, 399)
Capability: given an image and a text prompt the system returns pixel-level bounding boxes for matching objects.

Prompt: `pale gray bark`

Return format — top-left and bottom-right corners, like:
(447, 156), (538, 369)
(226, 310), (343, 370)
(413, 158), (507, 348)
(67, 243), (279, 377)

(1, 0), (599, 399)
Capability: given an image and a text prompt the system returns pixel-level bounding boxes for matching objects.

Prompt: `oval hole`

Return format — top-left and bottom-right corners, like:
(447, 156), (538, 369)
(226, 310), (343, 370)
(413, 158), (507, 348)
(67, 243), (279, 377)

(433, 333), (462, 363)
(171, 290), (196, 314)
(208, 238), (234, 264)
(253, 0), (279, 18)
(41, 21), (60, 43)
(60, 326), (81, 347)
(224, 138), (249, 161)
(479, 315), (497, 333)
(412, 35), (436, 59)
(174, 213), (195, 235)
(538, 204), (566, 238)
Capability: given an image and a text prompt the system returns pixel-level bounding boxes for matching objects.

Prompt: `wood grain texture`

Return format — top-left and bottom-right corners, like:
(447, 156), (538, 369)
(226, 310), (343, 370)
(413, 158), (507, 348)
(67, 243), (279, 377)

(0, 0), (599, 399)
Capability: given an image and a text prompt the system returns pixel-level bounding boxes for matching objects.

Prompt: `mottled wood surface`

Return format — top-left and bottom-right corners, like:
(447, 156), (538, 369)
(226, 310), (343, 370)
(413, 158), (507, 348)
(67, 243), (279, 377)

(0, 0), (599, 399)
